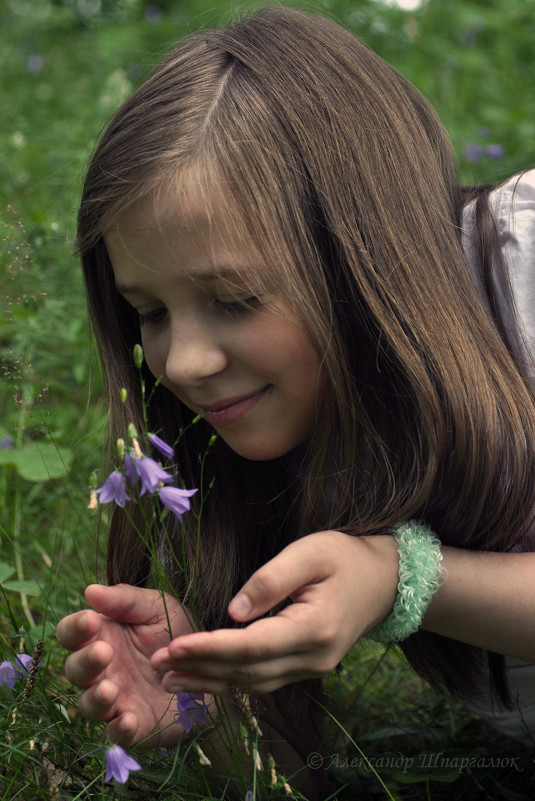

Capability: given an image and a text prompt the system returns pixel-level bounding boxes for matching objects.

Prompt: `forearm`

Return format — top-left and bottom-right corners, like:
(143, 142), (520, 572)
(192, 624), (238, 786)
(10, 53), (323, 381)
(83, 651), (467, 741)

(420, 547), (535, 661)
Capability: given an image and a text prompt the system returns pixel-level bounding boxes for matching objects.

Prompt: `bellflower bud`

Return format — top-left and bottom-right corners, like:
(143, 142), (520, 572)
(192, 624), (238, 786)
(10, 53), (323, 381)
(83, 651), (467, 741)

(133, 344), (144, 369)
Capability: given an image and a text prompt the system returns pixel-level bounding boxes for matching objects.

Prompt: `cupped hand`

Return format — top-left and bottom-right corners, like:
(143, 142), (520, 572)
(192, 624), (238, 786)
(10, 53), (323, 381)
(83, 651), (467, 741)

(56, 584), (197, 747)
(152, 531), (399, 696)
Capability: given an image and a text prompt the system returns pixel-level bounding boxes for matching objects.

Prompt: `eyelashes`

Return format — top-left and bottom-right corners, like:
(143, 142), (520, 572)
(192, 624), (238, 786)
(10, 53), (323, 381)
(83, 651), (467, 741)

(137, 296), (262, 326)
(138, 307), (167, 326)
(214, 296), (262, 314)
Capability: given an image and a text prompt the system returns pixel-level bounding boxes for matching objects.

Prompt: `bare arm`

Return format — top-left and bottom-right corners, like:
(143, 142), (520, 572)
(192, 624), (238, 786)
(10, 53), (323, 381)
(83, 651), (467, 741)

(151, 532), (535, 698)
(422, 546), (535, 660)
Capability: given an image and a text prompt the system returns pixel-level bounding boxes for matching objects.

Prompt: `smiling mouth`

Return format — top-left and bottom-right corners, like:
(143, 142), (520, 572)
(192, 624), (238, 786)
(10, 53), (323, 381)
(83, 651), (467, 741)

(200, 387), (269, 426)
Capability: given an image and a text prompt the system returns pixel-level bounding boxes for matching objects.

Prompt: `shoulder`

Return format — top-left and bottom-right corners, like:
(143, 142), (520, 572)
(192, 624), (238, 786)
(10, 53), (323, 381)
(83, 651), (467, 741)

(462, 170), (535, 379)
(490, 171), (535, 326)
(488, 169), (535, 241)
(462, 170), (535, 243)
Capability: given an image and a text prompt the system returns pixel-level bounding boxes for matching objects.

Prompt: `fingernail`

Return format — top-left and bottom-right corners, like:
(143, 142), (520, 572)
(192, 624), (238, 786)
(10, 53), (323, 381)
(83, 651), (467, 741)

(228, 593), (252, 619)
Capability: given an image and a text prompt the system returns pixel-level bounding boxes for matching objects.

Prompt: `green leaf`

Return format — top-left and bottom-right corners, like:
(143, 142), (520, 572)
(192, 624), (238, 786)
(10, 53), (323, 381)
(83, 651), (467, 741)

(54, 703), (72, 724)
(2, 579), (41, 596)
(0, 443), (71, 481)
(0, 562), (16, 583)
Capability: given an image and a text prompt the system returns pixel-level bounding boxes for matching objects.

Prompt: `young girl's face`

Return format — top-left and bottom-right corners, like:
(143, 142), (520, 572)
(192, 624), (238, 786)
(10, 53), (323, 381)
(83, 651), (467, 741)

(105, 184), (323, 461)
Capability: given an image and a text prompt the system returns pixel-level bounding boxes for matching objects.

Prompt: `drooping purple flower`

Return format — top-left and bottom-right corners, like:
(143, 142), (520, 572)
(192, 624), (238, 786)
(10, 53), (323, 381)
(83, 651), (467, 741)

(158, 486), (198, 521)
(14, 653), (35, 674)
(96, 471), (131, 507)
(0, 661), (18, 689)
(124, 452), (138, 484)
(135, 457), (174, 496)
(104, 744), (141, 783)
(464, 143), (482, 163)
(0, 654), (37, 688)
(176, 692), (210, 733)
(148, 433), (174, 459)
(0, 436), (14, 450)
(486, 144), (504, 160)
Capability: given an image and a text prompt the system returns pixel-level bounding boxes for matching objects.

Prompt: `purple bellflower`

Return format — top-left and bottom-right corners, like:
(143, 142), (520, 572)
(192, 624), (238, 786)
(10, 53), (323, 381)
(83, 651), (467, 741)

(130, 455), (174, 496)
(0, 661), (19, 689)
(464, 143), (482, 163)
(176, 692), (210, 733)
(14, 653), (35, 674)
(123, 451), (138, 484)
(96, 471), (131, 508)
(486, 144), (504, 160)
(158, 486), (198, 521)
(0, 653), (38, 688)
(104, 744), (142, 783)
(148, 433), (174, 459)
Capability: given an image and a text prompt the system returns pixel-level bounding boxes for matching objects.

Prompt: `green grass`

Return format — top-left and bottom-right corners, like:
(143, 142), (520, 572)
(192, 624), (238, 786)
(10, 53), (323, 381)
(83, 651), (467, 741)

(1, 0), (535, 797)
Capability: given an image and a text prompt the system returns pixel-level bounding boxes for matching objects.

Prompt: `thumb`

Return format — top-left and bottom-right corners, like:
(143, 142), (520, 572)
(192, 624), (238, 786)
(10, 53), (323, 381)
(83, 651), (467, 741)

(227, 536), (330, 622)
(84, 583), (164, 624)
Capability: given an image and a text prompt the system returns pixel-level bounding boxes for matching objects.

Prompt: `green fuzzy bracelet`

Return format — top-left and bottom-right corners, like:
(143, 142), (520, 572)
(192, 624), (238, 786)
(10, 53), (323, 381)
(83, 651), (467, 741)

(367, 520), (445, 643)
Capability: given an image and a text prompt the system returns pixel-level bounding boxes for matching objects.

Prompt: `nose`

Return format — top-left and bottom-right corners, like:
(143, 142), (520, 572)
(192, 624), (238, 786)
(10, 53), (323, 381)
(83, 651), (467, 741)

(164, 316), (229, 387)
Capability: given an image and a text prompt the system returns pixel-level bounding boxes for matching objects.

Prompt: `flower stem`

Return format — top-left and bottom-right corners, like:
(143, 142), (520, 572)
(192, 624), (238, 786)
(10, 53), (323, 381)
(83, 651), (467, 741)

(12, 386), (35, 628)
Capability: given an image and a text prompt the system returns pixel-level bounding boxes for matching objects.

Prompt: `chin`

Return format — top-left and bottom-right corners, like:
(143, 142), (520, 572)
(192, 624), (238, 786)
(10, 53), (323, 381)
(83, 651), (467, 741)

(219, 434), (293, 462)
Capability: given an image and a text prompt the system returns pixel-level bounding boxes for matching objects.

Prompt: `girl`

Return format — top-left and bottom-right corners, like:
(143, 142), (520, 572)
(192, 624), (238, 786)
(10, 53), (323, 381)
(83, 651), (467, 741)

(57, 4), (535, 795)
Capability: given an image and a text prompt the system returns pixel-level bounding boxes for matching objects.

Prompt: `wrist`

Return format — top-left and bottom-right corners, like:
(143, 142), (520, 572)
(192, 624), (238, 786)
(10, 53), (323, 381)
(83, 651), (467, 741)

(356, 534), (400, 634)
(366, 521), (445, 643)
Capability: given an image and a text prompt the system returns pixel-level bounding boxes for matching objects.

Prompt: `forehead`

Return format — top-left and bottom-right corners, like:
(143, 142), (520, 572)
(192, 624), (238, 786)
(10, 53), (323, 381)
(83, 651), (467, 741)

(108, 177), (234, 239)
(104, 178), (270, 291)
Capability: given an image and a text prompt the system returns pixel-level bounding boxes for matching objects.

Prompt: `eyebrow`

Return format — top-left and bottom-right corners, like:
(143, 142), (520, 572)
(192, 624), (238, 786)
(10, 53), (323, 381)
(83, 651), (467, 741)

(115, 269), (253, 296)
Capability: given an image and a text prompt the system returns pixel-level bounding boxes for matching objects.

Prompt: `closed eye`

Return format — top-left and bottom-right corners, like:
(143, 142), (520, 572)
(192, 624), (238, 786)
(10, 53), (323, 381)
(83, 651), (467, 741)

(215, 296), (262, 314)
(138, 307), (167, 326)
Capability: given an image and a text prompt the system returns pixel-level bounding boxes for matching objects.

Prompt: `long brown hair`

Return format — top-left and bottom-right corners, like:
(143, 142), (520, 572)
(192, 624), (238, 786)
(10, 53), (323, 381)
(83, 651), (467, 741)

(77, 6), (535, 705)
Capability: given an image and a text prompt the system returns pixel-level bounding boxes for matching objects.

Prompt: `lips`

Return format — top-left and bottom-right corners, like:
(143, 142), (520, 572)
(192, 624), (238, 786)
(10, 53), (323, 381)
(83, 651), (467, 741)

(198, 387), (269, 426)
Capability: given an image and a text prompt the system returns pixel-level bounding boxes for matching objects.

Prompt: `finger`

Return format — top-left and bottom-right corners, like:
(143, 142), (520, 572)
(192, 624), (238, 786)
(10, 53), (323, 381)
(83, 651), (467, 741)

(103, 712), (140, 748)
(78, 678), (119, 721)
(153, 614), (312, 674)
(227, 535), (332, 622)
(160, 650), (316, 695)
(56, 610), (102, 651)
(160, 661), (300, 695)
(64, 640), (114, 688)
(162, 671), (231, 696)
(84, 583), (167, 625)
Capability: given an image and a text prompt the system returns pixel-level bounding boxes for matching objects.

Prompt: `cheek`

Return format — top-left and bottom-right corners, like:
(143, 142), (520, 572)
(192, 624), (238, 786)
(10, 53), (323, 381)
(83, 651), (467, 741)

(279, 331), (322, 379)
(249, 310), (318, 369)
(283, 333), (324, 409)
(140, 330), (167, 383)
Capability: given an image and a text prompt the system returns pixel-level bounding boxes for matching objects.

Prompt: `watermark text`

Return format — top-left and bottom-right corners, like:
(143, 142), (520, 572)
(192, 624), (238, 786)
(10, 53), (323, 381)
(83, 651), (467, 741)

(306, 751), (523, 773)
